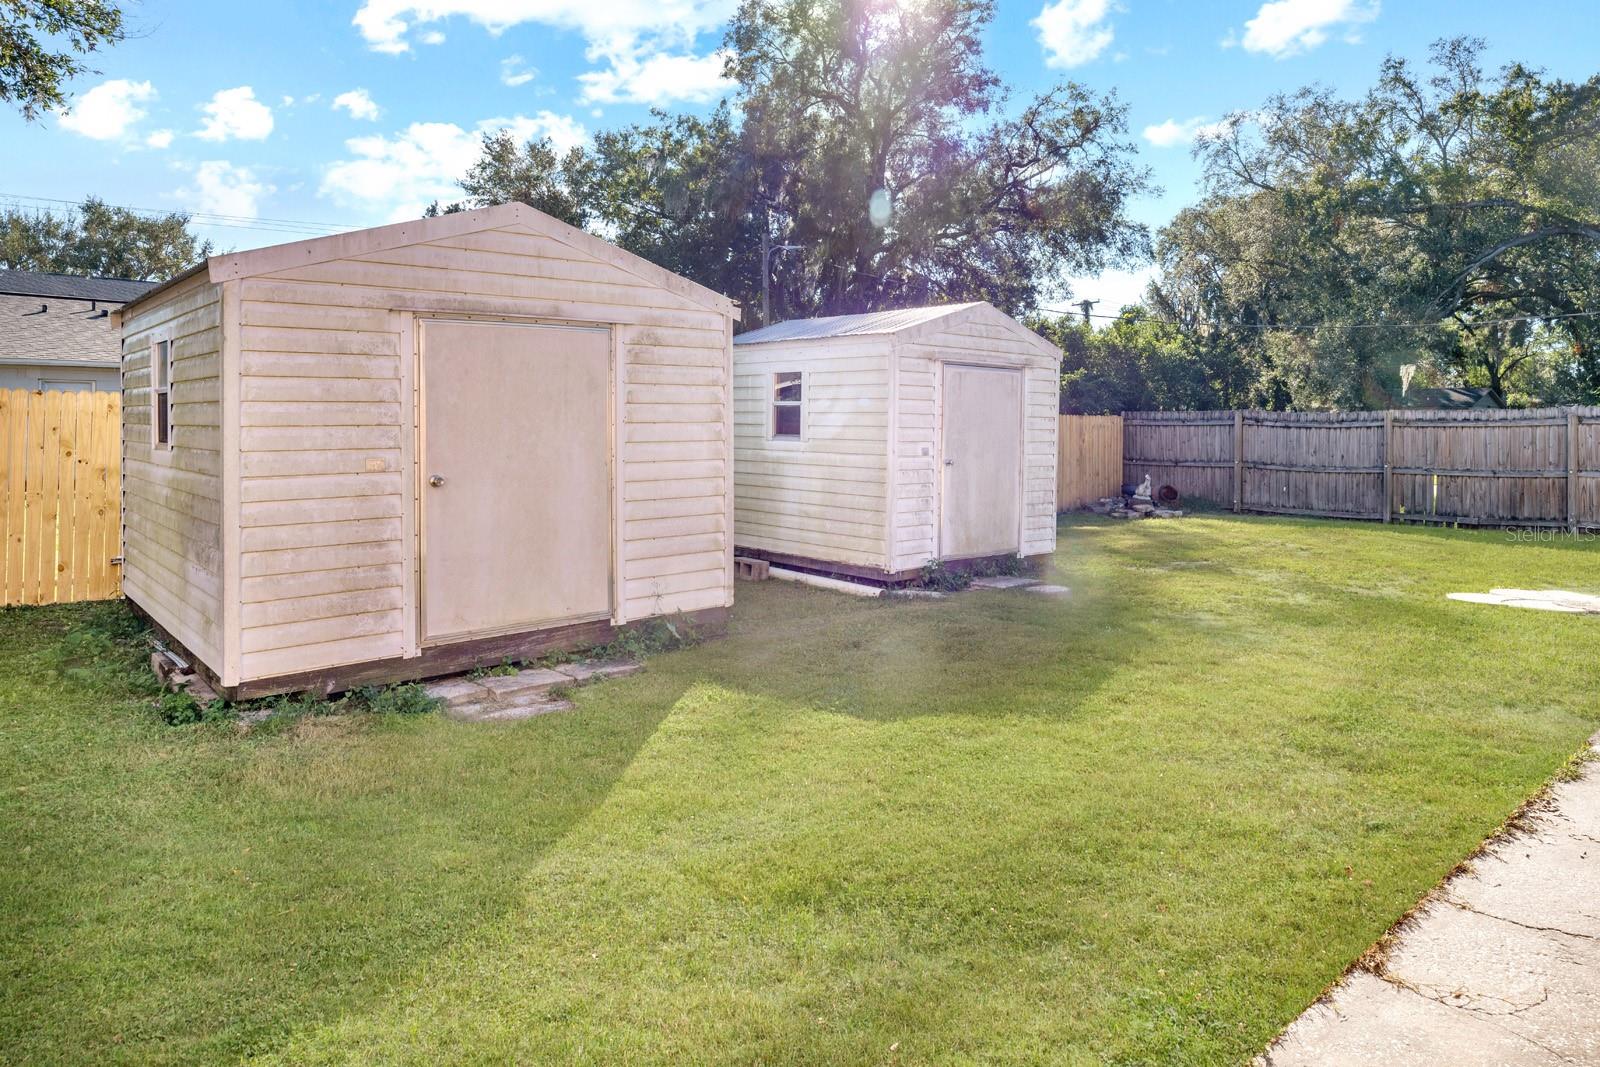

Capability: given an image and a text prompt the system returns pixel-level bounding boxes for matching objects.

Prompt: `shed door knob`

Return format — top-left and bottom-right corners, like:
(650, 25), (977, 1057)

(944, 459), (955, 466)
(429, 474), (446, 488)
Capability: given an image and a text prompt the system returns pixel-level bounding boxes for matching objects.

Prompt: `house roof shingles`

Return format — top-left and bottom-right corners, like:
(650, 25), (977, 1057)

(0, 269), (157, 303)
(0, 269), (157, 366)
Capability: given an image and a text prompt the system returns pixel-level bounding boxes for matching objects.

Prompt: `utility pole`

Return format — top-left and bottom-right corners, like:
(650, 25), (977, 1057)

(759, 207), (802, 326)
(1075, 298), (1098, 325)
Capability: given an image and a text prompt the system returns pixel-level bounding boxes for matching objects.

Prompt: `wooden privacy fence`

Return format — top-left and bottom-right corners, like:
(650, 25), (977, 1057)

(1123, 407), (1600, 530)
(0, 389), (122, 606)
(1057, 414), (1124, 510)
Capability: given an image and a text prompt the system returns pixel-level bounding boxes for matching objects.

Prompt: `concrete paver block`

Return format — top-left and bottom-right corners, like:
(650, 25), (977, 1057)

(970, 576), (1038, 589)
(423, 678), (488, 706)
(476, 668), (569, 697)
(555, 659), (642, 683)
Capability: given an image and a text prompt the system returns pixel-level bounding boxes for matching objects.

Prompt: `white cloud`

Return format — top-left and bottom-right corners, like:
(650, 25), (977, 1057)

(145, 129), (175, 149)
(183, 161), (273, 219)
(578, 49), (728, 104)
(1235, 0), (1379, 58)
(500, 55), (536, 87)
(1033, 0), (1118, 68)
(333, 88), (382, 120)
(196, 86), (274, 141)
(419, 30), (447, 44)
(319, 112), (588, 220)
(351, 0), (734, 55)
(351, 1), (734, 104)
(1142, 115), (1227, 148)
(59, 79), (155, 140)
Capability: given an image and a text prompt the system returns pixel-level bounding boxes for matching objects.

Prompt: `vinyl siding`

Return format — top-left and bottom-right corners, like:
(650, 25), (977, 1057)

(120, 275), (225, 668)
(732, 339), (892, 570)
(893, 313), (1059, 569)
(231, 221), (732, 682)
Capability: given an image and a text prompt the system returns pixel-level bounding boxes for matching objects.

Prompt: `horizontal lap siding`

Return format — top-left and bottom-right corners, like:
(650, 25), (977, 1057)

(732, 341), (891, 569)
(900, 315), (1059, 565)
(1021, 364), (1060, 555)
(236, 296), (405, 680)
(237, 224), (732, 680)
(121, 278), (225, 669)
(891, 347), (937, 571)
(618, 314), (733, 621)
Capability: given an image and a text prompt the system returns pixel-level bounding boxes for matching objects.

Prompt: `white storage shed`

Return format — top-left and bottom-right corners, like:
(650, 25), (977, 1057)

(732, 302), (1059, 582)
(115, 203), (737, 700)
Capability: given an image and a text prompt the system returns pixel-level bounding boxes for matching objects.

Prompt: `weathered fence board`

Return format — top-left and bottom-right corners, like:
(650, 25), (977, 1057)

(1122, 406), (1600, 530)
(0, 389), (123, 606)
(1057, 415), (1123, 510)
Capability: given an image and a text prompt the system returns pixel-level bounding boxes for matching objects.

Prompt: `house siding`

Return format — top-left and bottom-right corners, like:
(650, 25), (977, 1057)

(732, 338), (892, 570)
(120, 275), (225, 668)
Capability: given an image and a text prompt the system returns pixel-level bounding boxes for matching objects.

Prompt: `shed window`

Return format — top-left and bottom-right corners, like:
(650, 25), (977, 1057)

(773, 371), (802, 438)
(152, 339), (173, 449)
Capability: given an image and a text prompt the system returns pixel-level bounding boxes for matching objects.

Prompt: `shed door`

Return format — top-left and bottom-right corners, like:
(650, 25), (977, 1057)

(940, 364), (1023, 559)
(419, 320), (611, 644)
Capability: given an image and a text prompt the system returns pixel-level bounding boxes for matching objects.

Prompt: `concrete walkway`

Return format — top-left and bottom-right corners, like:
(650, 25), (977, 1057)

(1263, 735), (1600, 1066)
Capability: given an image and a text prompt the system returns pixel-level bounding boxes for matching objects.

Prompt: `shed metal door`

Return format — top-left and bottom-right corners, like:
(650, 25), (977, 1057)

(419, 320), (611, 644)
(940, 364), (1023, 558)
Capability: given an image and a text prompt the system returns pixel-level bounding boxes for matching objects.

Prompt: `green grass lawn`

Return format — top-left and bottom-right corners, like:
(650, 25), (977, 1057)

(3, 515), (1598, 1065)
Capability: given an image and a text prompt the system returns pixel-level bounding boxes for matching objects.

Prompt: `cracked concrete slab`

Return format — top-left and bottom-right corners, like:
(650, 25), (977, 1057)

(1262, 734), (1600, 1066)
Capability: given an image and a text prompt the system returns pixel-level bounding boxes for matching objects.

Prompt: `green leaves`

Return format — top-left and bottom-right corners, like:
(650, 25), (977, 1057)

(0, 0), (126, 120)
(1, 197), (212, 281)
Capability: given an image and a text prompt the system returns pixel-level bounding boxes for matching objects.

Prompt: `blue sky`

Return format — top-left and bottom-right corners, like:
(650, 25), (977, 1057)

(4, 0), (1596, 307)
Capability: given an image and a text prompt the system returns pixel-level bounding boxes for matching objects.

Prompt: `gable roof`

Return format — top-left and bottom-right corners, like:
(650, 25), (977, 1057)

(0, 269), (156, 304)
(735, 301), (1060, 360)
(123, 202), (735, 318)
(734, 303), (985, 344)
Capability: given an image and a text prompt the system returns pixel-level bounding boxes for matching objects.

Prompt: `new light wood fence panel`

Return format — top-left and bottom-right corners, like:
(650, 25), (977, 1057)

(1123, 407), (1600, 530)
(0, 389), (122, 606)
(1056, 415), (1124, 510)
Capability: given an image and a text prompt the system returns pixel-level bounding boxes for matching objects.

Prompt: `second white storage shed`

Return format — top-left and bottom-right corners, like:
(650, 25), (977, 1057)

(732, 302), (1059, 582)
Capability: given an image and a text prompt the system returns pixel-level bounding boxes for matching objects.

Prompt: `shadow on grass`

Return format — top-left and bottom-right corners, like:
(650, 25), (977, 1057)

(0, 601), (701, 1065)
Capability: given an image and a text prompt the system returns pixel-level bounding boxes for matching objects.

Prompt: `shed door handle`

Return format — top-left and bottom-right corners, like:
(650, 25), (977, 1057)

(429, 475), (446, 488)
(944, 459), (955, 467)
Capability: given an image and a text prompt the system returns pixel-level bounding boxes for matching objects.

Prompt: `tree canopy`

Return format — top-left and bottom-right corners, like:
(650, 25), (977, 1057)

(1, 198), (213, 280)
(1, 0), (125, 119)
(1141, 37), (1600, 409)
(451, 0), (1150, 328)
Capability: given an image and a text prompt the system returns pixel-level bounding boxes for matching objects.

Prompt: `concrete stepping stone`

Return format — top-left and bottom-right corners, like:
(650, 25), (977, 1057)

(969, 576), (1039, 590)
(424, 677), (490, 708)
(476, 668), (569, 697)
(447, 696), (576, 723)
(554, 659), (642, 683)
(1026, 584), (1071, 597)
(424, 657), (640, 723)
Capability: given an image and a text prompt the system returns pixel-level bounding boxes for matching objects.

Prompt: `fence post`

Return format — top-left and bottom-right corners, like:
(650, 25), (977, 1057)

(1382, 410), (1394, 523)
(1232, 410), (1243, 512)
(1569, 409), (1580, 535)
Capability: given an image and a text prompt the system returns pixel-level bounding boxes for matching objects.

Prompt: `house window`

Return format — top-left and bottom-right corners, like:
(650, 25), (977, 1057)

(773, 371), (802, 439)
(39, 379), (96, 393)
(152, 339), (173, 449)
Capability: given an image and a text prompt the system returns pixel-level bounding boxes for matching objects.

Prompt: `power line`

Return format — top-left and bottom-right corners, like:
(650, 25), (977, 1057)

(1038, 304), (1600, 332)
(0, 192), (354, 239)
